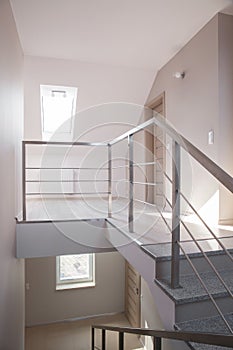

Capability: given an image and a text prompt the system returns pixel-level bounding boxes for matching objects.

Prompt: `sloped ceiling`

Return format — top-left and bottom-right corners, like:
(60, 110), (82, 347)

(10, 0), (233, 72)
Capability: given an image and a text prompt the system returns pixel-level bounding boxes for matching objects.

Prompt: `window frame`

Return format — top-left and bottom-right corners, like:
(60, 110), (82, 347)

(56, 254), (95, 291)
(40, 84), (78, 141)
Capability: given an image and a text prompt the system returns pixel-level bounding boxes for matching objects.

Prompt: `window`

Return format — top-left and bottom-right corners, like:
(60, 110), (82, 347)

(56, 254), (95, 290)
(40, 85), (78, 141)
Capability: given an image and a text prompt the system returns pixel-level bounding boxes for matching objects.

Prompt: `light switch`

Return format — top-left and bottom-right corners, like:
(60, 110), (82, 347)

(208, 130), (214, 145)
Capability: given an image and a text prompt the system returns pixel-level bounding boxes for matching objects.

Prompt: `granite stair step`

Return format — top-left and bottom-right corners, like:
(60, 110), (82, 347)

(142, 243), (233, 279)
(155, 269), (233, 305)
(175, 313), (233, 350)
(141, 242), (233, 261)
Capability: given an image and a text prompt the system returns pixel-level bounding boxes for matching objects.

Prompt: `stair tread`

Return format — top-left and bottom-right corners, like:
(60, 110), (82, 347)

(142, 242), (233, 261)
(176, 313), (233, 350)
(155, 269), (233, 304)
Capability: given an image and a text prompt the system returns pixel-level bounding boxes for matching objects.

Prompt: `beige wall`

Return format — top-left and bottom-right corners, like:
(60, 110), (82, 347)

(25, 252), (125, 326)
(24, 55), (154, 141)
(218, 14), (233, 223)
(140, 278), (188, 350)
(145, 14), (233, 222)
(0, 0), (24, 348)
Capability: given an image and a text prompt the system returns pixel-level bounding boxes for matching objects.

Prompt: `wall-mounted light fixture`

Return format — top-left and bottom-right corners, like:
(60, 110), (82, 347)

(173, 71), (185, 79)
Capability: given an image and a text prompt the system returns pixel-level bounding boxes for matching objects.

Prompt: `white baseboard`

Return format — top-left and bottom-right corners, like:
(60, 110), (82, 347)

(26, 311), (124, 328)
(218, 218), (233, 225)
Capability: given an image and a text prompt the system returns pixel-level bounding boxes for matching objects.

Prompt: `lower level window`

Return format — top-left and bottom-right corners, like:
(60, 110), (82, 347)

(56, 254), (95, 290)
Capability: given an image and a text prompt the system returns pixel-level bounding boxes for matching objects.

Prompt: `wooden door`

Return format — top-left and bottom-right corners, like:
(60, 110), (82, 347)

(145, 93), (165, 208)
(125, 261), (141, 328)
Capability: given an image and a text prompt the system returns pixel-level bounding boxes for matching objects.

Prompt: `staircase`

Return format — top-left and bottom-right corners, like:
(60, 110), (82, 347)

(18, 114), (233, 349)
(141, 243), (233, 349)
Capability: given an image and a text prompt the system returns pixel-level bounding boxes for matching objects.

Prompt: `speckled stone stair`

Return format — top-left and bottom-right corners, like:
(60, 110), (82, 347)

(175, 313), (233, 350)
(141, 242), (233, 280)
(155, 269), (233, 305)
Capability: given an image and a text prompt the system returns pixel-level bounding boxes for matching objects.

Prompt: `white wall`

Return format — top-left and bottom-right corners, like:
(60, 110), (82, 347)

(218, 14), (233, 223)
(23, 56), (154, 202)
(25, 252), (125, 326)
(141, 278), (188, 350)
(24, 55), (154, 141)
(145, 14), (233, 222)
(0, 0), (24, 349)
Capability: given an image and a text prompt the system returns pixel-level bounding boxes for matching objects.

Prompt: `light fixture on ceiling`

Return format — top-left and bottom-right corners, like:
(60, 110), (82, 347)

(173, 71), (185, 79)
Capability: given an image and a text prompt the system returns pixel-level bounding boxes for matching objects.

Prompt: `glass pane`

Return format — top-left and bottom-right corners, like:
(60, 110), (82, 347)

(59, 254), (91, 281)
(42, 95), (73, 133)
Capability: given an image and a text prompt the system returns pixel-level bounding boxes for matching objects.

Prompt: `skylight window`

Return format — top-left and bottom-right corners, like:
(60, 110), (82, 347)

(40, 85), (78, 140)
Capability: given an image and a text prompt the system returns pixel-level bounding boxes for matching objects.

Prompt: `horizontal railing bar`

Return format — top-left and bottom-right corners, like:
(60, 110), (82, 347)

(133, 198), (158, 207)
(180, 236), (233, 243)
(23, 140), (108, 147)
(178, 242), (233, 334)
(17, 218), (106, 224)
(180, 220), (233, 298)
(110, 115), (233, 192)
(132, 161), (156, 167)
(92, 325), (233, 347)
(154, 199), (173, 233)
(180, 191), (233, 263)
(111, 179), (128, 182)
(151, 115), (233, 193)
(25, 180), (108, 183)
(112, 161), (166, 169)
(26, 167), (108, 170)
(134, 181), (162, 186)
(23, 115), (233, 193)
(105, 180), (163, 185)
(111, 165), (128, 169)
(25, 192), (110, 195)
(109, 118), (156, 145)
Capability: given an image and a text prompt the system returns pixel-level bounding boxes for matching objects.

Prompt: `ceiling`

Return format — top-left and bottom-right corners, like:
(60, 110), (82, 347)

(10, 0), (233, 71)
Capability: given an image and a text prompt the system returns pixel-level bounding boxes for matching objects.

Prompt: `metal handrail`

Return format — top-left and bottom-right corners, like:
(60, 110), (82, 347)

(22, 140), (111, 220)
(157, 187), (233, 297)
(23, 140), (107, 146)
(155, 188), (233, 331)
(22, 115), (233, 338)
(109, 116), (233, 193)
(178, 242), (233, 334)
(26, 180), (109, 182)
(180, 191), (233, 263)
(180, 220), (233, 298)
(92, 325), (233, 349)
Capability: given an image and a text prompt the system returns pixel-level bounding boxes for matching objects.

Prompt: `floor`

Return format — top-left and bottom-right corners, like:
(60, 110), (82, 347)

(26, 196), (233, 254)
(25, 313), (144, 350)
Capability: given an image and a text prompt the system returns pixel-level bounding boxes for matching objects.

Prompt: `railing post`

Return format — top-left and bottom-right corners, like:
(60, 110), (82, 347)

(102, 329), (106, 350)
(108, 144), (112, 218)
(153, 337), (162, 350)
(171, 140), (181, 289)
(128, 134), (134, 232)
(91, 327), (95, 350)
(22, 141), (26, 221)
(119, 332), (124, 350)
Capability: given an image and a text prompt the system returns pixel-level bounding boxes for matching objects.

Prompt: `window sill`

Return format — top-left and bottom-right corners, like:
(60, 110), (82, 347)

(56, 281), (96, 291)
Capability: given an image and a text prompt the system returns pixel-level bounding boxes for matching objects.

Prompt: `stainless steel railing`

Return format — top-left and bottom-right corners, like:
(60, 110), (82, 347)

(108, 116), (233, 333)
(22, 140), (111, 221)
(22, 116), (233, 333)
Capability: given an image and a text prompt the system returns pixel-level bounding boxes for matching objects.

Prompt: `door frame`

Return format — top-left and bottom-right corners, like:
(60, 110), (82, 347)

(144, 92), (166, 205)
(125, 261), (141, 328)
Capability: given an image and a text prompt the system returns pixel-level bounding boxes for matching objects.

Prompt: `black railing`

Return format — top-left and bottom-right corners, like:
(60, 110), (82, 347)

(92, 324), (233, 350)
